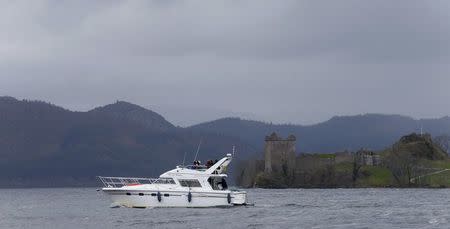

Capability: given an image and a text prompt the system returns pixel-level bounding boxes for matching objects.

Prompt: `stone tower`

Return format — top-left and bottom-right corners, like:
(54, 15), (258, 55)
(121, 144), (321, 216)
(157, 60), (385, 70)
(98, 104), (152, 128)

(264, 133), (296, 174)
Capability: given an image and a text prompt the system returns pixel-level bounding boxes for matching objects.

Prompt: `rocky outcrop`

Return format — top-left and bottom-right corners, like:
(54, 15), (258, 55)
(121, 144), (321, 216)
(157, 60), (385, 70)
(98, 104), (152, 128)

(393, 133), (447, 160)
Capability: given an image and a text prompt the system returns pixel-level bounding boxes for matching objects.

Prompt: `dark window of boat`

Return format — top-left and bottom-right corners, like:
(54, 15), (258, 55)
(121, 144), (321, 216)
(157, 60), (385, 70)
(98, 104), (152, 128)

(178, 179), (202, 187)
(154, 178), (176, 184)
(208, 177), (228, 190)
(163, 193), (169, 197)
(126, 192), (131, 196)
(139, 193), (144, 196)
(151, 193), (157, 196)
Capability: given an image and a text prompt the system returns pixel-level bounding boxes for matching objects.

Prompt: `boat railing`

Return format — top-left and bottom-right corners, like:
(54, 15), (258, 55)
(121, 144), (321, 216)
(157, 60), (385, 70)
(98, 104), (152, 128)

(97, 176), (166, 188)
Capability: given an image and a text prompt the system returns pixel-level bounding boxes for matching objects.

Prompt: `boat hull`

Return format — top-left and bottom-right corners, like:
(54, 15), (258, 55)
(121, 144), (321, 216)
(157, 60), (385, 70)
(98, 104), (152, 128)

(103, 189), (247, 208)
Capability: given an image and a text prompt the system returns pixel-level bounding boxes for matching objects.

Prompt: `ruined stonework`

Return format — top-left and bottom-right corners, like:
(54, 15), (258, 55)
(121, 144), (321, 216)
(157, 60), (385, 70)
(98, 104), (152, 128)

(355, 150), (381, 166)
(264, 133), (296, 175)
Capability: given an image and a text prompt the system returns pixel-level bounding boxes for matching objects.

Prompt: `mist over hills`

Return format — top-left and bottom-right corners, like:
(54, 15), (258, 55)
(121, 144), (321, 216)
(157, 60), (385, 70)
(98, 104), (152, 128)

(1, 96), (450, 187)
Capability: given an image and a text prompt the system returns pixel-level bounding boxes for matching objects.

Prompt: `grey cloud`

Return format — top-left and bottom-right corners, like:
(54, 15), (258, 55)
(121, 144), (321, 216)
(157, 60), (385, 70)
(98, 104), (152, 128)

(0, 0), (449, 125)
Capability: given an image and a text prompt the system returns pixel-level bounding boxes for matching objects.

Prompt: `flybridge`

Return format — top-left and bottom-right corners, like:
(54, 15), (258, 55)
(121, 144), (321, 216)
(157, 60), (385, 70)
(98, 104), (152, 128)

(170, 153), (232, 174)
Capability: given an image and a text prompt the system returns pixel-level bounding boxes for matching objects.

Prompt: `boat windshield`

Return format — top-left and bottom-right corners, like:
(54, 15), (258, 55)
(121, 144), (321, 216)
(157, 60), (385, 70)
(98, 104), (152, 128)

(185, 165), (208, 171)
(208, 177), (228, 190)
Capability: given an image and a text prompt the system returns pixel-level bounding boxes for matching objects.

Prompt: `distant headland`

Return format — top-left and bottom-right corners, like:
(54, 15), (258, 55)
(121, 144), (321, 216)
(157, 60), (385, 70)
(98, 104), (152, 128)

(236, 132), (450, 188)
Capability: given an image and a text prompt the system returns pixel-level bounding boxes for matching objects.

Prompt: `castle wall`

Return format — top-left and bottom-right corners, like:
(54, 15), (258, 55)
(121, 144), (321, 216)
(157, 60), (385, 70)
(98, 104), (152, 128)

(264, 133), (296, 175)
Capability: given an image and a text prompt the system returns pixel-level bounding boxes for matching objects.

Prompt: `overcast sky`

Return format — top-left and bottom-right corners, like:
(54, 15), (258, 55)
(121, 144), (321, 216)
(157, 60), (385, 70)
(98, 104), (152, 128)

(1, 0), (450, 126)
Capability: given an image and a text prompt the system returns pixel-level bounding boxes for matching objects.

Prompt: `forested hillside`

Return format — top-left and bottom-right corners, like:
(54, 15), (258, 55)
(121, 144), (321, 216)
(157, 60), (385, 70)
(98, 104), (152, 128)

(0, 97), (252, 187)
(1, 96), (450, 187)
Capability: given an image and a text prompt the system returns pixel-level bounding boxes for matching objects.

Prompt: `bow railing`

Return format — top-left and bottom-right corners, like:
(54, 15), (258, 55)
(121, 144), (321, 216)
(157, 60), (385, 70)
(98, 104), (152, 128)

(98, 176), (164, 188)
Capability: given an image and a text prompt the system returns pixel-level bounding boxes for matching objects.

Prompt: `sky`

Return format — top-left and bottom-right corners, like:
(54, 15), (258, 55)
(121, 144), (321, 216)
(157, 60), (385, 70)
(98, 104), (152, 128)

(1, 0), (450, 126)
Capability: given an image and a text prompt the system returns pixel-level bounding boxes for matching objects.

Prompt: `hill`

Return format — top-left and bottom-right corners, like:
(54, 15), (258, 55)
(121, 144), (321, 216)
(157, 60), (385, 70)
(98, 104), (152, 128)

(390, 133), (448, 160)
(0, 97), (252, 187)
(90, 101), (175, 131)
(189, 115), (450, 152)
(1, 96), (450, 187)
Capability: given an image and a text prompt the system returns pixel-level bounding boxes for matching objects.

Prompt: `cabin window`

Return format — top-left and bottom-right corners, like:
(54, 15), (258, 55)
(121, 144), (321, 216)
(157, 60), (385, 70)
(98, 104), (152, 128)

(178, 179), (202, 187)
(163, 193), (170, 197)
(154, 178), (176, 184)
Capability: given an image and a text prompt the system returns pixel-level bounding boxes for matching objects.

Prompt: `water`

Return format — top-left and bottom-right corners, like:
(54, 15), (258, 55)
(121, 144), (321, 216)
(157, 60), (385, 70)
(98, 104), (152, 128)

(1, 188), (450, 228)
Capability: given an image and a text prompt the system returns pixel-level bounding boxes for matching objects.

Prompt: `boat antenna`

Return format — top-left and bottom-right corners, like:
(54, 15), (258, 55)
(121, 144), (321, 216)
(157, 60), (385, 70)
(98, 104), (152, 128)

(193, 138), (202, 162)
(182, 152), (187, 166)
(232, 145), (236, 157)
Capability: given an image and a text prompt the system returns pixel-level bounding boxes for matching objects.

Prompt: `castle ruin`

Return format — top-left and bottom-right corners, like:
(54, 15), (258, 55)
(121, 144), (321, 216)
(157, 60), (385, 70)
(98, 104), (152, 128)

(236, 132), (398, 188)
(264, 133), (296, 175)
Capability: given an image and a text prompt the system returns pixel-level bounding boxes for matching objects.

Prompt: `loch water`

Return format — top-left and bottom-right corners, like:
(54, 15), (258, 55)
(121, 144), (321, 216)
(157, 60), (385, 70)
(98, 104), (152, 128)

(1, 188), (450, 228)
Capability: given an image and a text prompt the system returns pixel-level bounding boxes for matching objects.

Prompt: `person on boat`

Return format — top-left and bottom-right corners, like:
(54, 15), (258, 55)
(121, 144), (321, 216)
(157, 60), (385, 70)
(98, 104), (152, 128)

(192, 160), (203, 169)
(206, 160), (214, 168)
(221, 178), (228, 190)
(217, 178), (228, 190)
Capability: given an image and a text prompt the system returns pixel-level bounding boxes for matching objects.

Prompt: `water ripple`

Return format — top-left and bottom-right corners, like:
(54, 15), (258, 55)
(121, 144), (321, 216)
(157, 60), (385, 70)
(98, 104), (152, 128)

(1, 188), (450, 228)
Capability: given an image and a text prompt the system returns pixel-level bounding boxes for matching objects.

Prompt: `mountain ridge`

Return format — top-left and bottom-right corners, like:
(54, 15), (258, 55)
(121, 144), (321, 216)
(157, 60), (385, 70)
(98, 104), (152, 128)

(189, 114), (450, 152)
(1, 96), (450, 187)
(0, 97), (253, 187)
(89, 100), (175, 131)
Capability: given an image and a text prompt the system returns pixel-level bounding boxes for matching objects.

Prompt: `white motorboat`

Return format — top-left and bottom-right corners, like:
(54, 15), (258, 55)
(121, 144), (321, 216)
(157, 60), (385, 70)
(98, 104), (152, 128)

(98, 153), (247, 208)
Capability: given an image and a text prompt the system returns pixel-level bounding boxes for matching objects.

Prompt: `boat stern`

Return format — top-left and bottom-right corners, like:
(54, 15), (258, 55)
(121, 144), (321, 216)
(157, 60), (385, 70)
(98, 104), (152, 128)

(231, 190), (247, 205)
